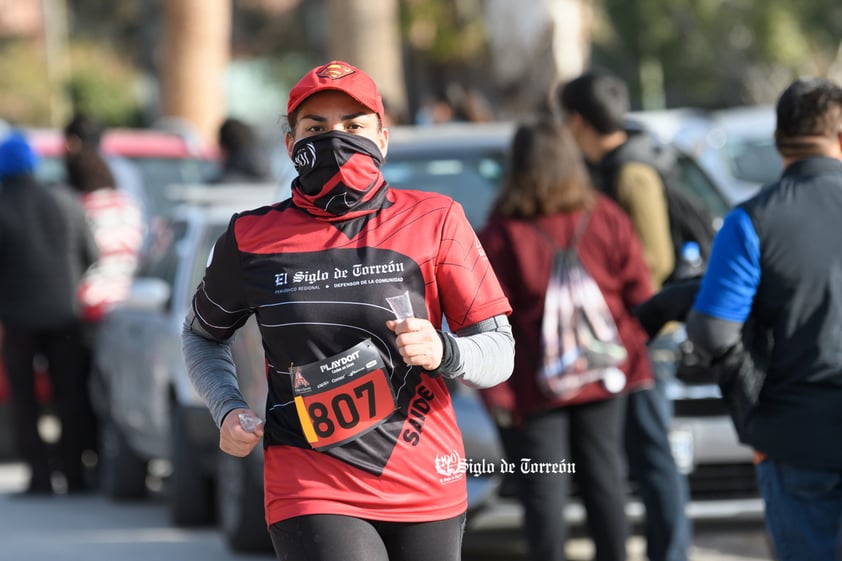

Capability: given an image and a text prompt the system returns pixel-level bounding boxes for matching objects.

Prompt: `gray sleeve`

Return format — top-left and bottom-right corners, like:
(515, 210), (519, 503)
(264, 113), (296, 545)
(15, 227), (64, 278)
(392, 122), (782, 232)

(447, 314), (515, 389)
(181, 310), (249, 427)
(686, 309), (744, 359)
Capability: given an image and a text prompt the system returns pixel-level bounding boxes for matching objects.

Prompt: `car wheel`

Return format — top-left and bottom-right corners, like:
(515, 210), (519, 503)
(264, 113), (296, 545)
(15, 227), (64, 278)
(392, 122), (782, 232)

(216, 449), (272, 552)
(167, 404), (215, 526)
(99, 416), (148, 500)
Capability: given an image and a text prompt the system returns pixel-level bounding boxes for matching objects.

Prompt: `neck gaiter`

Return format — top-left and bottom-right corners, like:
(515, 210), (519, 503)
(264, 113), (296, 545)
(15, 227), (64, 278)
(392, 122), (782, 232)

(291, 131), (388, 221)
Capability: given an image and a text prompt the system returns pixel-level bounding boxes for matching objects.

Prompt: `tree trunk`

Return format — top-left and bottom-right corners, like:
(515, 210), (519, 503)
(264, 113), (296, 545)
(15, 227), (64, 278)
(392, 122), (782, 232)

(161, 0), (231, 145)
(326, 0), (406, 124)
(484, 0), (591, 116)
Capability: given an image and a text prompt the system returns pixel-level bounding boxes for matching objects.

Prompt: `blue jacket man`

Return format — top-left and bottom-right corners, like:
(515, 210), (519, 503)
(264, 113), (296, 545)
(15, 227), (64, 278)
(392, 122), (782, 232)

(687, 77), (842, 561)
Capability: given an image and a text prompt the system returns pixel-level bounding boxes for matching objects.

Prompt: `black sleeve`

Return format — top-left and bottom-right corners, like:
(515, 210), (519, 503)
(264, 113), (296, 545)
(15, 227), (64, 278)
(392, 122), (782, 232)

(191, 216), (252, 341)
(632, 276), (701, 339)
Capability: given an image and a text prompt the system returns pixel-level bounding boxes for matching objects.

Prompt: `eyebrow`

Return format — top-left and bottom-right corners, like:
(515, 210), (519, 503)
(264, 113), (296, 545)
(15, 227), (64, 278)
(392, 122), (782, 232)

(299, 111), (370, 122)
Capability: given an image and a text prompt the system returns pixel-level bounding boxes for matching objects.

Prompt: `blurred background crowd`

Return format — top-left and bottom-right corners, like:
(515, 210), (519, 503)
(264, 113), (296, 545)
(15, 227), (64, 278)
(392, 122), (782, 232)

(0, 0), (840, 144)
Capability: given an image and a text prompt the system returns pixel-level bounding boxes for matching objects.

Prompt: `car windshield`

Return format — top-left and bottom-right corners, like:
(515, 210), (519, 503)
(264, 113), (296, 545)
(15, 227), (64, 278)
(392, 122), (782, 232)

(383, 153), (505, 230)
(135, 217), (225, 311)
(35, 154), (214, 218)
(674, 153), (731, 218)
(130, 157), (214, 216)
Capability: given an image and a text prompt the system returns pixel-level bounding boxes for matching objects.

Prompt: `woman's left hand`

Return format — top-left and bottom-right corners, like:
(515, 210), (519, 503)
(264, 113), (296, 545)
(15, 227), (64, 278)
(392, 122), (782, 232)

(386, 317), (443, 371)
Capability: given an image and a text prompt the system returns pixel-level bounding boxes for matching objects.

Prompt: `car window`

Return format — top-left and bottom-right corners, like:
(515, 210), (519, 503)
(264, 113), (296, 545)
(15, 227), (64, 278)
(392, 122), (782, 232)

(131, 157), (215, 216)
(383, 154), (504, 229)
(34, 155), (214, 216)
(674, 154), (731, 218)
(139, 220), (189, 286)
(188, 224), (228, 297)
(724, 137), (782, 186)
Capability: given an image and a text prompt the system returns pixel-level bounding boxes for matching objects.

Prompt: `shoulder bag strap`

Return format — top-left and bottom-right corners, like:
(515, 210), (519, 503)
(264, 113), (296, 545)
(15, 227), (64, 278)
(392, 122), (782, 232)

(529, 210), (592, 251)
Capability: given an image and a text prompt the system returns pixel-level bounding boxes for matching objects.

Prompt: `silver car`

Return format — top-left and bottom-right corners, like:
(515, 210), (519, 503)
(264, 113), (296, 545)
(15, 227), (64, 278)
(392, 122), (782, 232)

(93, 184), (278, 542)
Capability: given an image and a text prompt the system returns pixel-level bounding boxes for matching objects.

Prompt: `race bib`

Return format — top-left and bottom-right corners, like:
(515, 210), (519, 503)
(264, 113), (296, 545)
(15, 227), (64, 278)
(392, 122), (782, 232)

(290, 340), (397, 451)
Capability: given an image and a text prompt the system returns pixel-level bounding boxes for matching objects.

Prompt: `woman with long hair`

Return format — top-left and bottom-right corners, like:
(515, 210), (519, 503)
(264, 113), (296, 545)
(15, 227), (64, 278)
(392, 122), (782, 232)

(478, 118), (654, 561)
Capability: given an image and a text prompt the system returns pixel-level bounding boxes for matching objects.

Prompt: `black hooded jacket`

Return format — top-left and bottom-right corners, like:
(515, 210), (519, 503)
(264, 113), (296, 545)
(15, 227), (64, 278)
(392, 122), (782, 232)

(0, 174), (98, 328)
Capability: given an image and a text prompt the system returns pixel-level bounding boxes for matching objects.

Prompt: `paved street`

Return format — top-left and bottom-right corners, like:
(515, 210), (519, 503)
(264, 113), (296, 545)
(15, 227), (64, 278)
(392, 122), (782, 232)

(0, 461), (773, 561)
(0, 462), (267, 561)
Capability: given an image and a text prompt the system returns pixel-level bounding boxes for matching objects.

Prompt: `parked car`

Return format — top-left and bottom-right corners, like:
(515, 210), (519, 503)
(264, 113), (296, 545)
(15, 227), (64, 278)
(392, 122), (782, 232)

(626, 108), (732, 220)
(658, 326), (765, 522)
(671, 105), (781, 205)
(26, 126), (218, 216)
(91, 185), (278, 536)
(382, 121), (512, 229)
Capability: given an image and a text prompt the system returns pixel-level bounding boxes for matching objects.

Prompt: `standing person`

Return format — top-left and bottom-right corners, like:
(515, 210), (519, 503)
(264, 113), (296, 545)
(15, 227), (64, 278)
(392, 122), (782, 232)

(65, 148), (145, 470)
(0, 132), (98, 495)
(207, 117), (272, 184)
(63, 112), (146, 229)
(557, 70), (692, 561)
(478, 119), (655, 561)
(182, 60), (514, 561)
(66, 149), (144, 323)
(687, 76), (842, 561)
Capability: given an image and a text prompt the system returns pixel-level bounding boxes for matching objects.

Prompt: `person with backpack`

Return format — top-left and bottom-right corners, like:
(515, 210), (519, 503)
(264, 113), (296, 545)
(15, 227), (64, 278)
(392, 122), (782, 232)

(478, 118), (655, 561)
(557, 70), (692, 561)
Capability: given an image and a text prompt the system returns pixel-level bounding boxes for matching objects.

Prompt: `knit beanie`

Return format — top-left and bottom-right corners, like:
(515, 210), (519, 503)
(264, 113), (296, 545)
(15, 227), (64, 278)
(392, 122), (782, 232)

(0, 132), (39, 179)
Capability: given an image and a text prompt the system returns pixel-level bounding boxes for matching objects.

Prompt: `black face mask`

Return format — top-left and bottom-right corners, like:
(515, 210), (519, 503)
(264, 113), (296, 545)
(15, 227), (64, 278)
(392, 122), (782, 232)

(291, 131), (387, 220)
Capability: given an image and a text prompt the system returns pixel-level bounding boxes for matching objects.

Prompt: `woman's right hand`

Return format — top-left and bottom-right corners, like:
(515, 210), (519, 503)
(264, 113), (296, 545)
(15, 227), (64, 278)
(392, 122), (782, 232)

(219, 407), (264, 457)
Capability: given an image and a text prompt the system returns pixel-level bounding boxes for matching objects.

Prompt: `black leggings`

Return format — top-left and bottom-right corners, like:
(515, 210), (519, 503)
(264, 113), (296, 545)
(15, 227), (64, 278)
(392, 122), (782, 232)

(268, 512), (466, 561)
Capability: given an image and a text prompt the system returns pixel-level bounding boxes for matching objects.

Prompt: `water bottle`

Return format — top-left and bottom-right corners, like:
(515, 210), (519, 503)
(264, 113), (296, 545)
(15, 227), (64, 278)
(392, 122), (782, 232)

(674, 241), (705, 279)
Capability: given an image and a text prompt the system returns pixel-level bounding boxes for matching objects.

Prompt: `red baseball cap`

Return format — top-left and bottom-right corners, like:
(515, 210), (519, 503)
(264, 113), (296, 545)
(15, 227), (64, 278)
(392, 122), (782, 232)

(287, 61), (385, 122)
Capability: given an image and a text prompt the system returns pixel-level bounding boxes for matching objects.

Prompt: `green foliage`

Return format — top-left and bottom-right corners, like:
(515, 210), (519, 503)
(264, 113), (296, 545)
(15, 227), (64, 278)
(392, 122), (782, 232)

(0, 40), (54, 127)
(0, 38), (143, 127)
(401, 0), (487, 63)
(594, 0), (842, 108)
(66, 42), (144, 126)
(66, 0), (160, 69)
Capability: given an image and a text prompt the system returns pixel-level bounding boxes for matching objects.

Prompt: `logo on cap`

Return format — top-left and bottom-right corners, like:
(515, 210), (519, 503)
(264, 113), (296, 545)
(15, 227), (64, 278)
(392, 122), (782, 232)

(317, 62), (356, 80)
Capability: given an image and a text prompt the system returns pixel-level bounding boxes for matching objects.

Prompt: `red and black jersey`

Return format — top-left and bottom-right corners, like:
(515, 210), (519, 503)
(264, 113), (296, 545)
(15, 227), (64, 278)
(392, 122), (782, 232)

(192, 186), (510, 524)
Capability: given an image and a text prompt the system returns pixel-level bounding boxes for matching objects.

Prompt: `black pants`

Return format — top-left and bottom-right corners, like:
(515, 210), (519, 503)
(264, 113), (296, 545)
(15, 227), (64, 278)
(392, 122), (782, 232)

(499, 395), (628, 561)
(268, 513), (466, 561)
(625, 384), (691, 561)
(3, 322), (96, 490)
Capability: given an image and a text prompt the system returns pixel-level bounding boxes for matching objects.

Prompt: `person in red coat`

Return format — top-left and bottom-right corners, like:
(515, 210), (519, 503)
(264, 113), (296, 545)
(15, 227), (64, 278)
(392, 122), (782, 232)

(478, 118), (654, 561)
